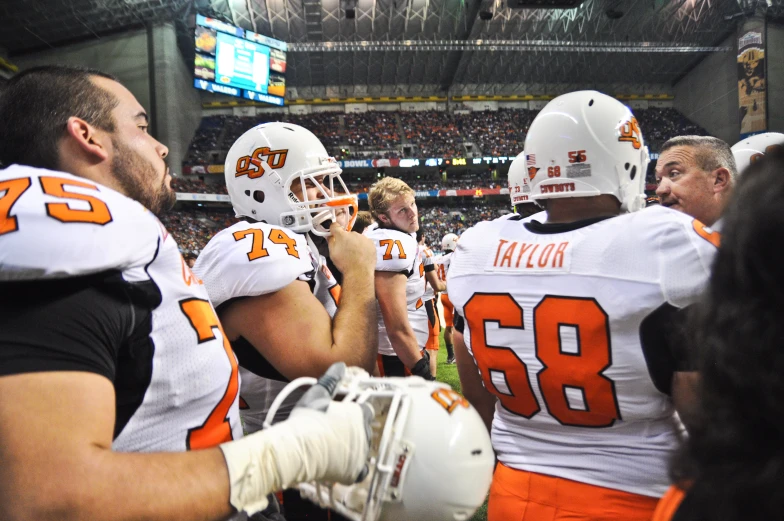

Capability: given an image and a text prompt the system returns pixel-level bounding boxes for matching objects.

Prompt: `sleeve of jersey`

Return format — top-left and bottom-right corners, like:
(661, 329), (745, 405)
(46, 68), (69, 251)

(0, 169), (160, 281)
(659, 215), (718, 309)
(444, 222), (486, 306)
(368, 229), (417, 274)
(194, 223), (315, 308)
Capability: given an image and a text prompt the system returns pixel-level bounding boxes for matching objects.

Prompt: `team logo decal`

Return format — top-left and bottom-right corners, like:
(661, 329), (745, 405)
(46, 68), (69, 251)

(235, 147), (289, 179)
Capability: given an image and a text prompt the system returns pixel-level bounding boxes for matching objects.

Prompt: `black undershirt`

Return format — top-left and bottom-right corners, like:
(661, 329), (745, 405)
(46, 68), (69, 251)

(0, 272), (159, 438)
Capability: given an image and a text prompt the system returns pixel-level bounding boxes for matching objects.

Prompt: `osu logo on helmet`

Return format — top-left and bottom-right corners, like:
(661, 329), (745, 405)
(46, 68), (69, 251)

(618, 117), (642, 150)
(235, 147), (289, 179)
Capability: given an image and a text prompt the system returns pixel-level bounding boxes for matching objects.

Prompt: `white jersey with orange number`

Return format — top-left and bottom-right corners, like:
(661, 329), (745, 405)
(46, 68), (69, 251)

(366, 227), (428, 354)
(194, 221), (341, 432)
(447, 206), (717, 497)
(435, 252), (453, 295)
(0, 165), (242, 452)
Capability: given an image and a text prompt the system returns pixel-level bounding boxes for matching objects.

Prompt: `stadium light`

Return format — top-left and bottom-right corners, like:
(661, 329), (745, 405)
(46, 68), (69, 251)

(287, 40), (731, 53)
(507, 0), (587, 7)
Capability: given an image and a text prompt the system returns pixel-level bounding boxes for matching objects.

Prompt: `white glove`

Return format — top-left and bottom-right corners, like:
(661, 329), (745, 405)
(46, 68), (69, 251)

(220, 363), (372, 515)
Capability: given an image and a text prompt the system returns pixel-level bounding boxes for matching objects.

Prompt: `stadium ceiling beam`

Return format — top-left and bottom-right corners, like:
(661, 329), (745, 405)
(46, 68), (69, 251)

(437, 0), (485, 93)
(287, 40), (732, 52)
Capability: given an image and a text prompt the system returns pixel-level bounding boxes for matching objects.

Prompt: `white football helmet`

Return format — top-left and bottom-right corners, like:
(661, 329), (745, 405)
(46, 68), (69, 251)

(731, 132), (784, 174)
(507, 150), (531, 206)
(441, 233), (458, 252)
(265, 370), (494, 521)
(224, 122), (357, 236)
(524, 91), (650, 212)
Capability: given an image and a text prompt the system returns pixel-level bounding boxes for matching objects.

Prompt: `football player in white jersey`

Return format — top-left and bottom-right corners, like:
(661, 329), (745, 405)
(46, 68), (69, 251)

(508, 150), (547, 222)
(0, 66), (370, 521)
(193, 122), (377, 521)
(417, 228), (447, 377)
(193, 122), (378, 431)
(436, 233), (459, 364)
(448, 91), (718, 521)
(731, 131), (784, 174)
(366, 177), (434, 380)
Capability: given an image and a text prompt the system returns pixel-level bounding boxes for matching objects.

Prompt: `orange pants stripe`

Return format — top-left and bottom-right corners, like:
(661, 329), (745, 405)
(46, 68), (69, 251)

(489, 464), (659, 521)
(425, 298), (441, 351)
(651, 485), (687, 521)
(441, 293), (454, 328)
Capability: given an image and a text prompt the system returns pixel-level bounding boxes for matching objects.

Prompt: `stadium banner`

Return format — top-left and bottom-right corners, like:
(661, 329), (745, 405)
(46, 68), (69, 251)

(373, 158), (400, 168)
(338, 159), (373, 168)
(176, 193), (231, 202)
(175, 188), (501, 200)
(738, 17), (767, 138)
(438, 188), (507, 197)
(207, 165), (225, 174)
(337, 158), (402, 169)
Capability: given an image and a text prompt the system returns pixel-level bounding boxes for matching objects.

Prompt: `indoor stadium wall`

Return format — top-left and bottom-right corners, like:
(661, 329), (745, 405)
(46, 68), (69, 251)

(673, 34), (739, 145)
(13, 30), (151, 119)
(768, 22), (784, 134)
(12, 25), (201, 175)
(150, 23), (202, 177)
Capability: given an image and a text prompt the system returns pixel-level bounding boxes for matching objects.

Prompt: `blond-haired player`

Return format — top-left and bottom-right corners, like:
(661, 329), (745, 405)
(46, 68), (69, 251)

(367, 177), (433, 379)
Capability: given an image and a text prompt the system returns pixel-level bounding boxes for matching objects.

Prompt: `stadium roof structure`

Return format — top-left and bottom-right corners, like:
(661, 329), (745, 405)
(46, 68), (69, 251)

(2, 0), (783, 95)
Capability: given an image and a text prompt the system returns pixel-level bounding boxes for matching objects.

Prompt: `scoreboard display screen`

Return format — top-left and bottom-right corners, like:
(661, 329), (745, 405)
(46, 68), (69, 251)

(194, 14), (287, 106)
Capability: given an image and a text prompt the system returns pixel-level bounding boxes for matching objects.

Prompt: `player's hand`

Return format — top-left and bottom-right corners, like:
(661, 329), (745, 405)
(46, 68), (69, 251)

(411, 351), (435, 381)
(327, 222), (376, 276)
(219, 363), (374, 515)
(288, 362), (373, 484)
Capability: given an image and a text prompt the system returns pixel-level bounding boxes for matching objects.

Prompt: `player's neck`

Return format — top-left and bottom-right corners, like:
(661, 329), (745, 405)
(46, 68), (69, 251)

(544, 196), (621, 224)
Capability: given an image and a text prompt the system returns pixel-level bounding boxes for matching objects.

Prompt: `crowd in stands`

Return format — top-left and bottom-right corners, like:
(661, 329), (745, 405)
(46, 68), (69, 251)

(289, 113), (342, 147)
(344, 112), (399, 150)
(341, 170), (501, 194)
(184, 115), (227, 165)
(461, 109), (536, 157)
(161, 200), (514, 258)
(159, 208), (238, 257)
(171, 177), (228, 195)
(635, 107), (708, 150)
(419, 201), (513, 253)
(183, 106), (708, 169)
(401, 111), (464, 158)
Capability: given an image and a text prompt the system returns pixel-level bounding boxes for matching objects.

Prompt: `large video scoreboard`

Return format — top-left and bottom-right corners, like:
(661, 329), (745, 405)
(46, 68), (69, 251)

(194, 14), (287, 106)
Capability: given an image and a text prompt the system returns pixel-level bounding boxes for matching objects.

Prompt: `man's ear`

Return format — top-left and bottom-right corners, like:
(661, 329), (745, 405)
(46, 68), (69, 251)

(376, 213), (390, 226)
(713, 167), (732, 193)
(64, 117), (110, 162)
